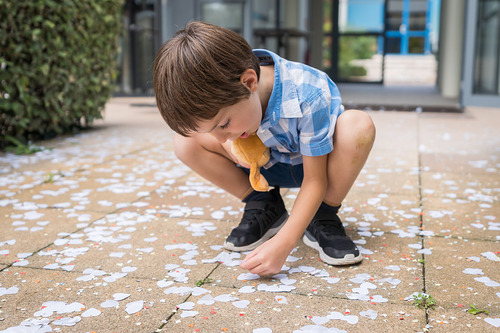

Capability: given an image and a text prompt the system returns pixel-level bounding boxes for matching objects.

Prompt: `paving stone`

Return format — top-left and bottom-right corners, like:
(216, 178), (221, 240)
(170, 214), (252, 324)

(420, 152), (499, 175)
(421, 172), (500, 200)
(0, 98), (498, 332)
(424, 237), (500, 312)
(421, 193), (499, 241)
(0, 267), (183, 332)
(350, 168), (420, 196)
(0, 207), (105, 266)
(340, 192), (423, 236)
(427, 307), (500, 332)
(207, 232), (424, 305)
(147, 176), (243, 223)
(23, 211), (221, 284)
(161, 285), (427, 333)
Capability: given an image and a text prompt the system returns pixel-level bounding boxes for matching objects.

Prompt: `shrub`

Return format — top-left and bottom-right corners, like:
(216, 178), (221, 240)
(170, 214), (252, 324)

(0, 0), (123, 150)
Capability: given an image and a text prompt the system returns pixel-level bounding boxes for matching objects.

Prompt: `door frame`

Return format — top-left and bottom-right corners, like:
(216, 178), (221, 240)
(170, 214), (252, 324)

(328, 0), (386, 83)
(461, 0), (500, 107)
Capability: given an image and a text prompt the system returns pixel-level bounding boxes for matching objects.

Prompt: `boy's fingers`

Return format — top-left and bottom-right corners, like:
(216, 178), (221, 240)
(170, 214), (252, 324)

(241, 252), (263, 271)
(241, 260), (259, 272)
(241, 248), (259, 264)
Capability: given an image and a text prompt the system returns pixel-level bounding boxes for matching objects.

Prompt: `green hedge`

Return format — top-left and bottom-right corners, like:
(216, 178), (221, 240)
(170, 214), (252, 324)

(0, 0), (123, 150)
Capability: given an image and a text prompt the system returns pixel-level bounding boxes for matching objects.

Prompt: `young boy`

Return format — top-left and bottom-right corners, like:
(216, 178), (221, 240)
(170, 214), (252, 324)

(153, 21), (375, 277)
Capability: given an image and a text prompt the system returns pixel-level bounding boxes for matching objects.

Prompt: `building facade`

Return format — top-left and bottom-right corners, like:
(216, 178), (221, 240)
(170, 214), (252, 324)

(116, 0), (500, 108)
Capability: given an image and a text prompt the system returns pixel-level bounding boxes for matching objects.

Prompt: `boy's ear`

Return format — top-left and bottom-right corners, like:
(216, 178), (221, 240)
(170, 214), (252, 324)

(240, 69), (258, 93)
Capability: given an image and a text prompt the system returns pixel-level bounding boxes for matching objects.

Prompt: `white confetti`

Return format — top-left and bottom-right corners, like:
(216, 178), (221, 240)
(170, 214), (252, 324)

(274, 296), (287, 304)
(327, 311), (359, 325)
(0, 286), (19, 296)
(484, 318), (500, 328)
(81, 308), (101, 317)
(324, 277), (340, 284)
(176, 302), (195, 310)
(232, 300), (250, 309)
(360, 309), (378, 320)
(113, 293), (131, 301)
(237, 272), (261, 281)
(197, 294), (215, 305)
(311, 316), (330, 325)
(481, 252), (500, 261)
(101, 300), (119, 308)
(463, 268), (484, 275)
(239, 286), (256, 293)
(385, 265), (400, 271)
(253, 329), (273, 333)
(52, 316), (81, 326)
(474, 277), (500, 287)
(125, 300), (143, 314)
(180, 310), (199, 318)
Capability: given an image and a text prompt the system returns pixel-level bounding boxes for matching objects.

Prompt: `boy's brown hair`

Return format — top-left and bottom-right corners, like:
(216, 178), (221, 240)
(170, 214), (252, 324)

(153, 21), (261, 136)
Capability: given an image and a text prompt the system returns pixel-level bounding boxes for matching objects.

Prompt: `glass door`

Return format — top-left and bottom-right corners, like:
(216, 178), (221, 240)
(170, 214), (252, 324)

(462, 0), (500, 107)
(325, 0), (385, 83)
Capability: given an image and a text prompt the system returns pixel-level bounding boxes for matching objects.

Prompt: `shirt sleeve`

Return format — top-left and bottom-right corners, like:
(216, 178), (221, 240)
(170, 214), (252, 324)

(297, 88), (342, 157)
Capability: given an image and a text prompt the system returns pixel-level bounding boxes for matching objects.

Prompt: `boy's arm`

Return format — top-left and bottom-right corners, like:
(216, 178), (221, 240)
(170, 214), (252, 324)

(240, 154), (328, 276)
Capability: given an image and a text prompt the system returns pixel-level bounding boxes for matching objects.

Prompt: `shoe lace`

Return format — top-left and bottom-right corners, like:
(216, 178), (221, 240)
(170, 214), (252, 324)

(242, 205), (275, 228)
(314, 217), (346, 237)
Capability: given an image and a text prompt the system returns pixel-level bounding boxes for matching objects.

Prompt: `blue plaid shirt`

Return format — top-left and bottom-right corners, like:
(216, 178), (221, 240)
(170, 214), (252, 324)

(254, 49), (344, 168)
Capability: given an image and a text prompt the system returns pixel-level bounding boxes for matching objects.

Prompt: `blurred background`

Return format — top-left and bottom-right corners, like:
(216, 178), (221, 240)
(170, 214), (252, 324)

(2, 0), (499, 150)
(116, 0), (500, 109)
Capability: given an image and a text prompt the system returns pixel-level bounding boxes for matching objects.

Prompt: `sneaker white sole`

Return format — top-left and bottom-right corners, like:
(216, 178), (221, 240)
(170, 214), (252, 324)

(302, 233), (363, 265)
(224, 212), (288, 252)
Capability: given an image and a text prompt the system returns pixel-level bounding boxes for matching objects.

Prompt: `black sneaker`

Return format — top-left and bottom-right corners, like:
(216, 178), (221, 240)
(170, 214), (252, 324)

(224, 187), (288, 252)
(303, 210), (362, 265)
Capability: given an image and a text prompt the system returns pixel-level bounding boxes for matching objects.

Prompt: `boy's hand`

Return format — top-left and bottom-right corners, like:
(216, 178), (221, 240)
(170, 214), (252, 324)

(240, 235), (293, 276)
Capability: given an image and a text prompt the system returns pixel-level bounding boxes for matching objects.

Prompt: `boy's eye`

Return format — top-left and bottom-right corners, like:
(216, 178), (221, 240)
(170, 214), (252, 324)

(220, 119), (231, 129)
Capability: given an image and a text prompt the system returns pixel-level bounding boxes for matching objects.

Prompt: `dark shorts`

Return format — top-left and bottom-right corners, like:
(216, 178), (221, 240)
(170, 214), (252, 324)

(239, 162), (304, 188)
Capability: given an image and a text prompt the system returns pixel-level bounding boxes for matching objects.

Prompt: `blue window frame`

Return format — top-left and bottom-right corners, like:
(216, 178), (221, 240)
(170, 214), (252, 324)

(385, 0), (435, 55)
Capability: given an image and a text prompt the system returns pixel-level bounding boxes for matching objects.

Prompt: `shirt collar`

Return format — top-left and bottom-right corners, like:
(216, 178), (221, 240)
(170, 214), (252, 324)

(253, 49), (302, 130)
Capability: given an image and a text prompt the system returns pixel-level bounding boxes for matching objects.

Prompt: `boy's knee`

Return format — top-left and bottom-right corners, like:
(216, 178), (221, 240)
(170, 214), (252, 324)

(340, 110), (376, 144)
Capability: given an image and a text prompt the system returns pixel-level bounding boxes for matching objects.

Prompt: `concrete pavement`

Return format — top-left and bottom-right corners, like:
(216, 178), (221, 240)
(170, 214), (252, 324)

(0, 97), (499, 332)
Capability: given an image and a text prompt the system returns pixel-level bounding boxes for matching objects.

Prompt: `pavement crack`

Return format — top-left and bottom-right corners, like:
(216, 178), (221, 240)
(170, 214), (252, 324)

(416, 114), (430, 326)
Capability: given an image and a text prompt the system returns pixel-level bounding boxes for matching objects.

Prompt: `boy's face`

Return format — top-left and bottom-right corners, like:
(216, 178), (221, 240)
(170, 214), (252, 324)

(197, 91), (263, 143)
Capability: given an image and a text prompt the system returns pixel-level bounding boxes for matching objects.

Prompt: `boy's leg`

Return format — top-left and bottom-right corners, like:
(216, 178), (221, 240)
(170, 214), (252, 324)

(325, 109), (375, 205)
(174, 133), (252, 199)
(174, 133), (288, 251)
(303, 110), (375, 265)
